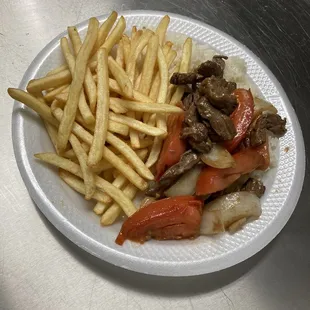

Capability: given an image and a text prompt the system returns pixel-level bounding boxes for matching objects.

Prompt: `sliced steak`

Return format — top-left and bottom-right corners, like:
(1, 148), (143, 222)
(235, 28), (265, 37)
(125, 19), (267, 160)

(242, 178), (265, 198)
(196, 55), (228, 78)
(199, 76), (237, 115)
(160, 150), (200, 181)
(196, 96), (236, 141)
(182, 91), (201, 110)
(184, 103), (199, 127)
(170, 72), (204, 85)
(247, 113), (287, 147)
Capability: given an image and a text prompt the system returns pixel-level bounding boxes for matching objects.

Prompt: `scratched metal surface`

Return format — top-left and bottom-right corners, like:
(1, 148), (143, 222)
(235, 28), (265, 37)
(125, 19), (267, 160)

(1, 0), (310, 309)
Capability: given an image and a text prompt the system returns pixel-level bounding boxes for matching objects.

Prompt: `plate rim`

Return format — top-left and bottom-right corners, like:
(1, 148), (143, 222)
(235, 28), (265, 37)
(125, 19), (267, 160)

(12, 10), (306, 276)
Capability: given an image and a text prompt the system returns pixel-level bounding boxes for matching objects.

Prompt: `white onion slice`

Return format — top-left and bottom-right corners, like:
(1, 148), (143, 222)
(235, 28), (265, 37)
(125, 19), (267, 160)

(200, 210), (225, 235)
(200, 144), (235, 169)
(164, 165), (202, 197)
(205, 192), (262, 229)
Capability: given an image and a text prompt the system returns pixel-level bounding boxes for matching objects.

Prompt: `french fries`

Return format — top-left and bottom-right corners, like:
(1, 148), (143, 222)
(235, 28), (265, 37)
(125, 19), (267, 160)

(108, 56), (133, 98)
(170, 37), (192, 105)
(34, 153), (137, 216)
(109, 112), (166, 136)
(88, 48), (109, 167)
(60, 37), (95, 125)
(8, 13), (194, 230)
(57, 18), (99, 152)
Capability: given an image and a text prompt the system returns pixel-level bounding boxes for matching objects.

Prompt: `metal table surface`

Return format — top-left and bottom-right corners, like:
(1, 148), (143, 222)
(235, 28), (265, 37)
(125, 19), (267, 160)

(1, 0), (309, 309)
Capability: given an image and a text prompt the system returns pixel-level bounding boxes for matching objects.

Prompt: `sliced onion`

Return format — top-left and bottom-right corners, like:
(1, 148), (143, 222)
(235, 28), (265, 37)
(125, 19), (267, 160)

(254, 97), (278, 119)
(164, 165), (202, 197)
(206, 192), (261, 228)
(140, 196), (156, 208)
(228, 217), (247, 233)
(200, 144), (236, 169)
(200, 210), (225, 235)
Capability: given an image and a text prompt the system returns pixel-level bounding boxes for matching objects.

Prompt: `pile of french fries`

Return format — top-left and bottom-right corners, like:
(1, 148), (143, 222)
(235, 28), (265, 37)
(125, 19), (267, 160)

(8, 12), (192, 226)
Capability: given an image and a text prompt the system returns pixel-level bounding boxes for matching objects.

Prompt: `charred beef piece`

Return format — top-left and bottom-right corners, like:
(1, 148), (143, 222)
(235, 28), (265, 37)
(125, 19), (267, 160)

(145, 178), (177, 198)
(199, 76), (237, 115)
(203, 121), (223, 142)
(182, 91), (200, 110)
(196, 96), (236, 140)
(247, 113), (287, 147)
(181, 122), (208, 141)
(184, 103), (199, 127)
(196, 55), (228, 78)
(189, 139), (213, 153)
(170, 72), (204, 85)
(181, 122), (213, 153)
(160, 150), (200, 181)
(242, 178), (265, 198)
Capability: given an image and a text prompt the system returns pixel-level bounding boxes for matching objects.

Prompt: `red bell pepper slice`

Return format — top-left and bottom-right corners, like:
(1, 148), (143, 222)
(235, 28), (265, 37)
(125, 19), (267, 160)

(155, 113), (187, 180)
(115, 196), (202, 245)
(224, 89), (254, 152)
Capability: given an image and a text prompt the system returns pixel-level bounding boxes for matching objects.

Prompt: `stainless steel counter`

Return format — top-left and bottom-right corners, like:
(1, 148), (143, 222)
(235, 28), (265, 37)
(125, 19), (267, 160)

(1, 0), (309, 309)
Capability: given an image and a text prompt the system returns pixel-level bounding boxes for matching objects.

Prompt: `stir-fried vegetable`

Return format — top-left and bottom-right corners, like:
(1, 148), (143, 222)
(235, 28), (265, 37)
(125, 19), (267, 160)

(200, 210), (225, 235)
(115, 196), (202, 245)
(204, 192), (262, 231)
(196, 148), (266, 196)
(165, 165), (202, 197)
(156, 113), (187, 180)
(200, 144), (236, 169)
(224, 89), (254, 152)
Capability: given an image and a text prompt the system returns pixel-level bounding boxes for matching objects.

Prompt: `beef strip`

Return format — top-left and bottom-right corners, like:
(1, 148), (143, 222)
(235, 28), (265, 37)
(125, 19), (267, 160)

(196, 55), (228, 78)
(184, 103), (199, 127)
(246, 113), (287, 147)
(181, 122), (208, 141)
(160, 150), (200, 181)
(199, 76), (237, 115)
(241, 178), (265, 198)
(145, 178), (177, 198)
(182, 91), (201, 110)
(181, 122), (213, 153)
(196, 96), (236, 140)
(170, 73), (204, 85)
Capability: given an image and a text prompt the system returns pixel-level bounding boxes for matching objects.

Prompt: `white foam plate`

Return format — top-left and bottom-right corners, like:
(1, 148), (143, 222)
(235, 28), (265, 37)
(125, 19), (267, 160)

(12, 11), (305, 276)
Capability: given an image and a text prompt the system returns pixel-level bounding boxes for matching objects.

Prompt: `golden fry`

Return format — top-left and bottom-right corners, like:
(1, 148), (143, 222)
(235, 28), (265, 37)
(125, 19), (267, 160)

(155, 15), (170, 45)
(8, 88), (58, 126)
(92, 11), (118, 54)
(108, 56), (133, 98)
(44, 84), (69, 103)
(67, 26), (97, 114)
(138, 35), (159, 95)
(115, 39), (125, 68)
(88, 48), (110, 167)
(109, 112), (166, 136)
(101, 183), (137, 225)
(60, 37), (95, 125)
(170, 37), (192, 105)
(59, 169), (111, 204)
(106, 132), (153, 180)
(27, 70), (71, 93)
(110, 98), (182, 113)
(126, 30), (153, 83)
(69, 134), (96, 200)
(57, 18), (99, 152)
(34, 153), (137, 216)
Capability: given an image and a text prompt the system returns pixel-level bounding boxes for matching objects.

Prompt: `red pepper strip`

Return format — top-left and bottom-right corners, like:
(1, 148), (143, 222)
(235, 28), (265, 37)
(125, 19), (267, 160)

(196, 148), (266, 196)
(155, 113), (187, 180)
(115, 196), (202, 245)
(224, 89), (254, 153)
